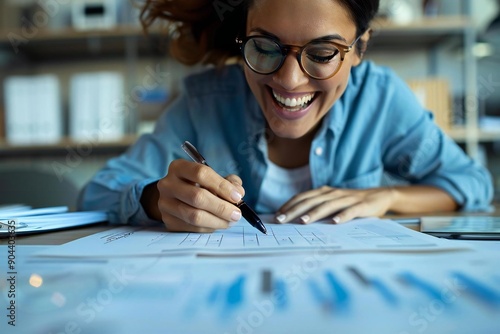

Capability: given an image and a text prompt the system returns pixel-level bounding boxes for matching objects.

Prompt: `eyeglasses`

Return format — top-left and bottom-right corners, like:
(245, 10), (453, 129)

(236, 34), (363, 80)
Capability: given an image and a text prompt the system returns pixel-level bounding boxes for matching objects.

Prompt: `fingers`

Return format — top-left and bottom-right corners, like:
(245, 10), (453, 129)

(278, 186), (331, 214)
(156, 160), (245, 232)
(163, 181), (242, 220)
(334, 203), (364, 225)
(226, 174), (245, 196)
(160, 210), (217, 233)
(175, 161), (244, 204)
(276, 187), (393, 225)
(275, 187), (350, 224)
(160, 196), (239, 232)
(299, 197), (361, 225)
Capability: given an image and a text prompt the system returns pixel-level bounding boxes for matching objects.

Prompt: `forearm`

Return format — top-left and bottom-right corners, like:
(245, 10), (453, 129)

(388, 185), (458, 214)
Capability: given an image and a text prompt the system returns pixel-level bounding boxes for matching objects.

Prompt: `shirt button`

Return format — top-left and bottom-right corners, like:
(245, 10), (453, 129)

(315, 147), (324, 156)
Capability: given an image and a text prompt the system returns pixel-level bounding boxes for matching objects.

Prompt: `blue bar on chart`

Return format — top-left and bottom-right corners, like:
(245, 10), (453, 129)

(208, 283), (222, 306)
(226, 275), (246, 309)
(371, 278), (399, 306)
(347, 266), (398, 306)
(273, 279), (288, 310)
(397, 271), (450, 307)
(307, 271), (350, 314)
(451, 271), (500, 309)
(325, 271), (350, 313)
(308, 278), (333, 313)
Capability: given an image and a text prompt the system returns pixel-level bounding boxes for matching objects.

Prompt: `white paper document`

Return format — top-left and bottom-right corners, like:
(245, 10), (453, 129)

(36, 216), (467, 257)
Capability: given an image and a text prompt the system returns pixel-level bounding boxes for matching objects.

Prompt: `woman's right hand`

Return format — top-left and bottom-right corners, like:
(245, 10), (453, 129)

(154, 159), (245, 233)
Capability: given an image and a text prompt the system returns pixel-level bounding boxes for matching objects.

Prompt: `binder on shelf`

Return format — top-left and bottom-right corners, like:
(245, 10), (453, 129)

(36, 76), (63, 143)
(69, 72), (125, 142)
(4, 76), (30, 145)
(0, 106), (5, 140)
(3, 75), (62, 145)
(407, 78), (452, 131)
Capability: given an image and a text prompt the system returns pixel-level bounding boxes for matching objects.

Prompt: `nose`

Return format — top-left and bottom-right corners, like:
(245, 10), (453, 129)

(272, 53), (309, 90)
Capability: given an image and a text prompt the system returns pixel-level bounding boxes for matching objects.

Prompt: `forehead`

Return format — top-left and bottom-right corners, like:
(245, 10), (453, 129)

(247, 0), (356, 44)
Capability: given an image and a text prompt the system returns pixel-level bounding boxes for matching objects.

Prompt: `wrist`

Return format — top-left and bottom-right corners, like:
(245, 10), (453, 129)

(140, 181), (161, 221)
(386, 186), (401, 212)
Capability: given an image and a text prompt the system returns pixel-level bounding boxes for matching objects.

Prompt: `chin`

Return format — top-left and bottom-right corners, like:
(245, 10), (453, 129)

(266, 121), (314, 140)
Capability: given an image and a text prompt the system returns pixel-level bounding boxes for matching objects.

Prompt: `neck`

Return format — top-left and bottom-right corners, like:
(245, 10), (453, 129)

(267, 130), (315, 169)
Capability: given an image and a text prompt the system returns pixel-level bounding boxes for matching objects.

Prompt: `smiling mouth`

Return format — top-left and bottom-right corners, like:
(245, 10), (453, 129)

(271, 90), (316, 112)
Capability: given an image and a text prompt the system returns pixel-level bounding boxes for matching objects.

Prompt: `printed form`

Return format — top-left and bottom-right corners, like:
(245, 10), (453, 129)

(36, 216), (468, 257)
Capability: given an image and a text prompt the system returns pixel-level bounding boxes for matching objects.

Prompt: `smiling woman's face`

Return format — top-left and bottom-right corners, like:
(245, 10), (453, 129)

(244, 0), (362, 140)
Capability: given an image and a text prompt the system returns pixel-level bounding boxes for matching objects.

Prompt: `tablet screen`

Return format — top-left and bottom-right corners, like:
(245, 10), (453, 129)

(420, 216), (500, 239)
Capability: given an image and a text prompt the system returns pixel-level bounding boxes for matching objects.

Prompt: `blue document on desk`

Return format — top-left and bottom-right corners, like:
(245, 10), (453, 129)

(0, 206), (108, 236)
(36, 216), (468, 257)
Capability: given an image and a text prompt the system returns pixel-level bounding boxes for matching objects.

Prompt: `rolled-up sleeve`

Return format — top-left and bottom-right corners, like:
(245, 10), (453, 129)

(380, 72), (494, 211)
(78, 93), (196, 225)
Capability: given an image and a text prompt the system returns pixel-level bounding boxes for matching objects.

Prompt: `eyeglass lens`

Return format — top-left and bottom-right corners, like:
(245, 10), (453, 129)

(243, 37), (342, 79)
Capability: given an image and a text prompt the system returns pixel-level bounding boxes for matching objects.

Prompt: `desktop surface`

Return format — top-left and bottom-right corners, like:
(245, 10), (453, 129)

(4, 203), (499, 246)
(1, 208), (499, 333)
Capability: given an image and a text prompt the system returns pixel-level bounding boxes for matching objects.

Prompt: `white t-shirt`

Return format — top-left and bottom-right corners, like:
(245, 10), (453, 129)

(255, 158), (312, 214)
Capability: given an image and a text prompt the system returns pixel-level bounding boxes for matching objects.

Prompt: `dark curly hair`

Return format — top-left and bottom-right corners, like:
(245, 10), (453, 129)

(140, 0), (379, 66)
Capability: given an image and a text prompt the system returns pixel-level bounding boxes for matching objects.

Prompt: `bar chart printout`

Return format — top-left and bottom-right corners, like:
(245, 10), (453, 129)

(7, 252), (500, 334)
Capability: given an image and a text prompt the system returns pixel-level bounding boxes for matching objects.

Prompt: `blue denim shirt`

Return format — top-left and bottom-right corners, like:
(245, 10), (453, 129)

(79, 61), (494, 225)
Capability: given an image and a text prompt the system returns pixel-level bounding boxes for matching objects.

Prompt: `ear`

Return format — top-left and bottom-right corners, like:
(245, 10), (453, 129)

(352, 28), (372, 66)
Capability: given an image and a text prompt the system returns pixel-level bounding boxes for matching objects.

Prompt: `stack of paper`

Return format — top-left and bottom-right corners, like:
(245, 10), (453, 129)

(0, 206), (108, 236)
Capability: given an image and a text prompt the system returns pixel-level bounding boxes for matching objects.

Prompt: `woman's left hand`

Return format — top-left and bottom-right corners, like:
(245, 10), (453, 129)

(275, 186), (397, 224)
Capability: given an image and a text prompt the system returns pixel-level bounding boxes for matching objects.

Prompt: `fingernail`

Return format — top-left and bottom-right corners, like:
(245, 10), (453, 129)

(332, 216), (340, 224)
(300, 215), (310, 224)
(276, 214), (287, 223)
(231, 190), (242, 203)
(231, 210), (242, 222)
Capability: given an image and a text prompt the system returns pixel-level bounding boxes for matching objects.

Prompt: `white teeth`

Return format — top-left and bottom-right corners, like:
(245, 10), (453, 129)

(273, 91), (314, 109)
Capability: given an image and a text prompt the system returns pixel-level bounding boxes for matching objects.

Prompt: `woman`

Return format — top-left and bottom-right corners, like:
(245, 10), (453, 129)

(79, 0), (493, 232)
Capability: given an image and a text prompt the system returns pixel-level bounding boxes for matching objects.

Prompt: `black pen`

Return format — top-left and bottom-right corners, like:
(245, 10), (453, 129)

(181, 141), (267, 235)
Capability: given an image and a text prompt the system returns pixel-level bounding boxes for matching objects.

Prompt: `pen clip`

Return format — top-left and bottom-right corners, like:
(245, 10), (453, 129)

(182, 141), (208, 166)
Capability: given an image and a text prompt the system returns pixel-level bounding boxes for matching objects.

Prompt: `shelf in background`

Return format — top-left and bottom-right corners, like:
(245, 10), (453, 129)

(0, 135), (138, 158)
(0, 16), (472, 60)
(369, 16), (472, 50)
(447, 127), (500, 142)
(0, 25), (168, 61)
